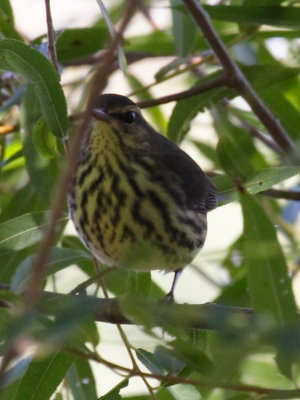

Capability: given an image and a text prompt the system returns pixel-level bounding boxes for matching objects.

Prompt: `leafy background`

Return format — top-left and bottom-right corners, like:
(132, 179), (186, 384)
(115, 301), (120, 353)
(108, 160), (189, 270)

(0, 0), (300, 399)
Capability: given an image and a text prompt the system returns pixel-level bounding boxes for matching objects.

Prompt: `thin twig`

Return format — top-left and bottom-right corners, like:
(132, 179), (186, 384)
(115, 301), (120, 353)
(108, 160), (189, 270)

(0, 124), (19, 135)
(137, 75), (226, 108)
(44, 0), (59, 72)
(94, 260), (158, 399)
(183, 0), (300, 164)
(64, 347), (300, 396)
(238, 118), (284, 155)
(262, 188), (300, 201)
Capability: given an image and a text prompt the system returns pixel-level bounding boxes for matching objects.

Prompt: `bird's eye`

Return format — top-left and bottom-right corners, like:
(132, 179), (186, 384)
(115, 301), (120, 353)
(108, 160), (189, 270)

(121, 111), (137, 124)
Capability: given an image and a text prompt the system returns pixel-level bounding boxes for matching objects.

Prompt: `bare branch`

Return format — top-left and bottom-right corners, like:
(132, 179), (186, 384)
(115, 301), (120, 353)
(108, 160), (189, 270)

(44, 0), (59, 72)
(238, 119), (284, 155)
(137, 75), (226, 108)
(262, 188), (300, 201)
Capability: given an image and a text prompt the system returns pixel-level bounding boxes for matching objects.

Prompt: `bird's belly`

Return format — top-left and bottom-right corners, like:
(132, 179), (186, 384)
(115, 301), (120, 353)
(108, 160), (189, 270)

(70, 184), (207, 271)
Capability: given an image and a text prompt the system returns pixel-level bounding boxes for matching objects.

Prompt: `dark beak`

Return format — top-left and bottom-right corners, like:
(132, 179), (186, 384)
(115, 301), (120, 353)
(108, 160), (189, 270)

(92, 107), (111, 122)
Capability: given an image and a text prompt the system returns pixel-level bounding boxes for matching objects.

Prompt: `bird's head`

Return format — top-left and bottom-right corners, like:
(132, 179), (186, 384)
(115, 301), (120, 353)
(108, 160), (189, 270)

(92, 94), (149, 148)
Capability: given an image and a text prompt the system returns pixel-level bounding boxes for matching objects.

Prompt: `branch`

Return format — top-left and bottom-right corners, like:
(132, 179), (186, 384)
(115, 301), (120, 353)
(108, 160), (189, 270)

(44, 0), (59, 72)
(183, 0), (300, 164)
(262, 188), (300, 201)
(137, 75), (225, 108)
(65, 347), (300, 396)
(0, 284), (255, 329)
(238, 119), (284, 155)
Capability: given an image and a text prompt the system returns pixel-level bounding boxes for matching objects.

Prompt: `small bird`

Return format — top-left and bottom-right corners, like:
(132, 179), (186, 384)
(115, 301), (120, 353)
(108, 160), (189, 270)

(68, 94), (217, 298)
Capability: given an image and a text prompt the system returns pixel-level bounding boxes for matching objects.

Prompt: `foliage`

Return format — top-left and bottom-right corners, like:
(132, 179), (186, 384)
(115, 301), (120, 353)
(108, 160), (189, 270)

(0, 0), (300, 399)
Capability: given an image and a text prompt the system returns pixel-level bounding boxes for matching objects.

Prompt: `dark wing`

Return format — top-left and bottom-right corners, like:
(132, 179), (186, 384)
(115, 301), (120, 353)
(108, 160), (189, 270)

(146, 127), (218, 213)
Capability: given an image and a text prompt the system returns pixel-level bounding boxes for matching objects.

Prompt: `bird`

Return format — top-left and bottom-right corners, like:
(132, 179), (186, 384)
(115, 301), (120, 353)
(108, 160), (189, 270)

(68, 93), (217, 298)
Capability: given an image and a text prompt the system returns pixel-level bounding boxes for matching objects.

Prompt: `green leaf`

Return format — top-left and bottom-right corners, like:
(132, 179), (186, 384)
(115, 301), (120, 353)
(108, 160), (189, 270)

(260, 89), (300, 141)
(97, 0), (127, 72)
(244, 167), (300, 194)
(98, 379), (128, 400)
(11, 247), (92, 291)
(22, 86), (62, 201)
(0, 249), (35, 283)
(32, 117), (62, 159)
(0, 356), (32, 399)
(66, 358), (98, 400)
(0, 185), (46, 223)
(167, 64), (299, 144)
(217, 136), (255, 182)
(168, 384), (202, 400)
(0, 39), (68, 138)
(0, 6), (22, 41)
(136, 348), (165, 375)
(38, 296), (100, 346)
(192, 140), (220, 167)
(136, 346), (185, 376)
(14, 351), (74, 400)
(125, 30), (175, 55)
(1, 0), (14, 19)
(171, 0), (197, 57)
(204, 5), (300, 28)
(168, 80), (227, 143)
(104, 268), (151, 298)
(56, 27), (109, 62)
(0, 212), (68, 257)
(240, 192), (297, 325)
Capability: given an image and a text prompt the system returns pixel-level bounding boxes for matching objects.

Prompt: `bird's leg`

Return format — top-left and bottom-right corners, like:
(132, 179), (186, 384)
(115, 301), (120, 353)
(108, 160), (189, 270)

(165, 269), (182, 302)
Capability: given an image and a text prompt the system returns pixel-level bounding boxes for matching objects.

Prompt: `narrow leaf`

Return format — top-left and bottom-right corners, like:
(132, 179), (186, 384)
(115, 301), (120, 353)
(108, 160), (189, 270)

(11, 247), (91, 291)
(98, 379), (128, 400)
(217, 136), (255, 182)
(171, 0), (197, 56)
(0, 39), (68, 137)
(67, 358), (98, 400)
(240, 192), (297, 325)
(96, 0), (127, 72)
(14, 351), (74, 400)
(56, 27), (109, 62)
(0, 212), (68, 256)
(244, 167), (300, 194)
(205, 5), (300, 28)
(168, 64), (299, 143)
